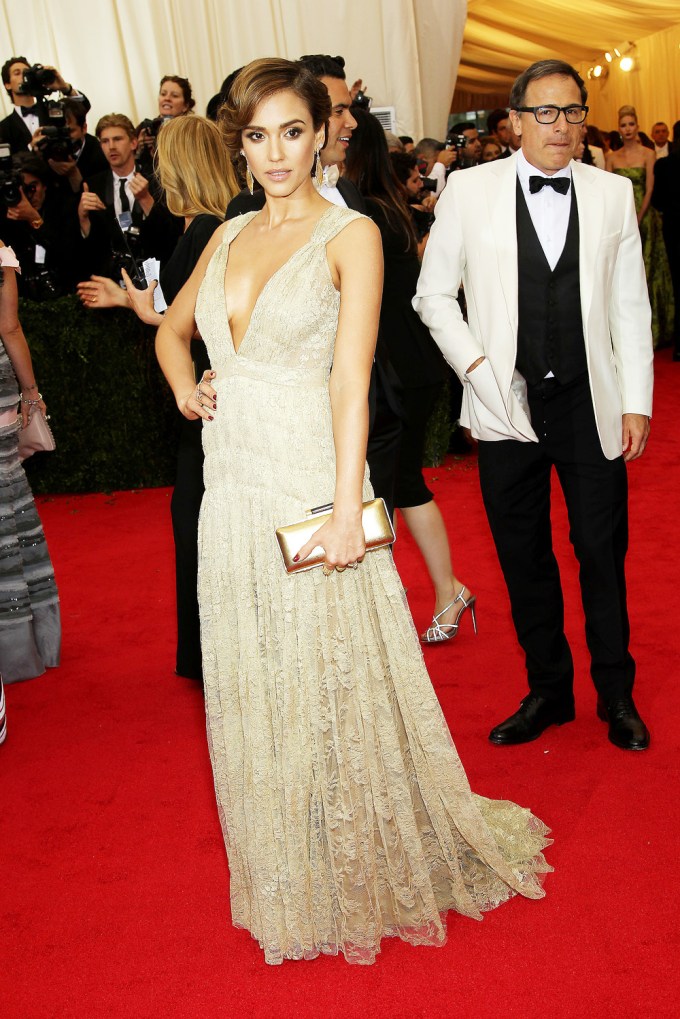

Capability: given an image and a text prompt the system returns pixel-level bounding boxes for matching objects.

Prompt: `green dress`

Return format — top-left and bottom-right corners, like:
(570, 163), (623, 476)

(614, 165), (674, 347)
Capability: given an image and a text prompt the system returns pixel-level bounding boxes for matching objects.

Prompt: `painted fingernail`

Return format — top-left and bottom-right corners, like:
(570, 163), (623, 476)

(293, 555), (300, 562)
(212, 404), (216, 410)
(208, 415), (214, 421)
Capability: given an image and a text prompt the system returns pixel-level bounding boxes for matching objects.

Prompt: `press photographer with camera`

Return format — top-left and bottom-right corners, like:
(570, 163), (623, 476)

(0, 56), (90, 155)
(0, 150), (82, 299)
(136, 75), (195, 178)
(41, 99), (108, 193)
(78, 114), (180, 281)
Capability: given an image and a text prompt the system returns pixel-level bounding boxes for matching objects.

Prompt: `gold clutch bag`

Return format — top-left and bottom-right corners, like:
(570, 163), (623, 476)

(275, 497), (395, 574)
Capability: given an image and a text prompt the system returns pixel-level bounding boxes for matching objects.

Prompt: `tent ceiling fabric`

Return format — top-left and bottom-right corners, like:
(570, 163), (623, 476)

(0, 0), (466, 143)
(454, 0), (680, 115)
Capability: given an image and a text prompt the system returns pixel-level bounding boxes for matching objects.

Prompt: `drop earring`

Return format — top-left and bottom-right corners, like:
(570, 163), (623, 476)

(314, 148), (324, 188)
(246, 163), (255, 196)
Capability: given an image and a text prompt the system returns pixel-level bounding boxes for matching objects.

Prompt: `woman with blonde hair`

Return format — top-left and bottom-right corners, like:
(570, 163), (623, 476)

(78, 115), (238, 683)
(606, 104), (674, 345)
(156, 57), (550, 965)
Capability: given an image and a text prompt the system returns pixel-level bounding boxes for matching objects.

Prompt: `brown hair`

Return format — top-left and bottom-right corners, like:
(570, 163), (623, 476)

(159, 75), (195, 112)
(219, 57), (331, 157)
(155, 115), (237, 219)
(510, 59), (587, 109)
(95, 113), (136, 140)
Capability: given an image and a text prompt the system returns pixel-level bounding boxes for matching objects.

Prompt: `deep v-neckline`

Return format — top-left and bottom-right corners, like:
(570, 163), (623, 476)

(223, 206), (334, 356)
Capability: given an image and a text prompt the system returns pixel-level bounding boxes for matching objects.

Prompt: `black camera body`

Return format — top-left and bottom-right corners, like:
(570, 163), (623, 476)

(446, 133), (468, 151)
(35, 101), (76, 161)
(17, 63), (56, 98)
(111, 225), (148, 291)
(0, 143), (23, 207)
(22, 267), (61, 301)
(353, 90), (372, 111)
(419, 176), (437, 193)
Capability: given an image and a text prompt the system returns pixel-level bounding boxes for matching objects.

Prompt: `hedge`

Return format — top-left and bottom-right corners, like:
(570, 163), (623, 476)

(20, 296), (452, 495)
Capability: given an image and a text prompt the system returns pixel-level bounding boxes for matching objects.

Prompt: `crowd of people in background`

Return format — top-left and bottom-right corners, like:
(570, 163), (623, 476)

(0, 54), (676, 355)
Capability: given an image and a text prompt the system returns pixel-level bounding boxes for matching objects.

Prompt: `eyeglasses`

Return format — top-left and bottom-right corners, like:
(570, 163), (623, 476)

(513, 105), (589, 125)
(22, 182), (40, 196)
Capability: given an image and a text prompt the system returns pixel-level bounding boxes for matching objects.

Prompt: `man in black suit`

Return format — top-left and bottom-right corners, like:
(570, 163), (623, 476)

(78, 113), (180, 280)
(0, 55), (90, 154)
(227, 54), (403, 519)
(652, 120), (680, 359)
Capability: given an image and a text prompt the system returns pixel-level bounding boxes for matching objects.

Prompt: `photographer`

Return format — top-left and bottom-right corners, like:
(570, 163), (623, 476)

(41, 99), (108, 194)
(78, 114), (180, 280)
(0, 56), (89, 155)
(0, 152), (82, 299)
(136, 75), (195, 178)
(389, 150), (435, 252)
(413, 138), (454, 196)
(448, 123), (482, 167)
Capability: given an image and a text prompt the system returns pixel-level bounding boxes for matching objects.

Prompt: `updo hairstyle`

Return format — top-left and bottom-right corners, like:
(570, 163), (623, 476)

(219, 57), (331, 158)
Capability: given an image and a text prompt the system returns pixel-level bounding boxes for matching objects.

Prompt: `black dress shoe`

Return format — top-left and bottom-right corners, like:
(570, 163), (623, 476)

(489, 694), (575, 745)
(597, 695), (650, 750)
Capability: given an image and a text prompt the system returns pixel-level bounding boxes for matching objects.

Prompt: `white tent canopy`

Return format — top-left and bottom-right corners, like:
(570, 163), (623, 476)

(0, 0), (466, 142)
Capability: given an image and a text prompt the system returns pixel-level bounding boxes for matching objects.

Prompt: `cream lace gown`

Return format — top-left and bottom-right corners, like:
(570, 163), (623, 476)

(195, 205), (551, 966)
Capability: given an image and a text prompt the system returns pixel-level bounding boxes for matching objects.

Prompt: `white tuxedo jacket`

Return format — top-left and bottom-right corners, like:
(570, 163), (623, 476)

(413, 153), (654, 460)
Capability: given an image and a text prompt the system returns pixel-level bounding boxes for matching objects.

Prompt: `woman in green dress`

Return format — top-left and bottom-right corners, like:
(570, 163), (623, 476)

(606, 105), (674, 347)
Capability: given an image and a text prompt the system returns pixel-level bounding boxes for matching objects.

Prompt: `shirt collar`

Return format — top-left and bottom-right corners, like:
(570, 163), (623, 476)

(516, 148), (572, 186)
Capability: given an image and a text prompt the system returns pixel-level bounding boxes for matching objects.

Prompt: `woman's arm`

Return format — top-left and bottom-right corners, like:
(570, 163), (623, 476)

(296, 217), (383, 570)
(155, 226), (225, 420)
(0, 262), (47, 425)
(638, 149), (655, 224)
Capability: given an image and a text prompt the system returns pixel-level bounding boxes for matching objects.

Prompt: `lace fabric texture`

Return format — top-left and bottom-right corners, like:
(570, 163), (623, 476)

(195, 205), (551, 965)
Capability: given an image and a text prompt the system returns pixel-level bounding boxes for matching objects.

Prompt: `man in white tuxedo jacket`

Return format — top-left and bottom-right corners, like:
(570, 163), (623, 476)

(414, 60), (654, 751)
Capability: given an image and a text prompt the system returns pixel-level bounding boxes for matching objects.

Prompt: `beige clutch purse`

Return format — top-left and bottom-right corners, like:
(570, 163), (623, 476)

(18, 410), (56, 462)
(276, 497), (395, 574)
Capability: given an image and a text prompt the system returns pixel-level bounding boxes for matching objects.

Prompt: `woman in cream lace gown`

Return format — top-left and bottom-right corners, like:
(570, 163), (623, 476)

(156, 58), (551, 966)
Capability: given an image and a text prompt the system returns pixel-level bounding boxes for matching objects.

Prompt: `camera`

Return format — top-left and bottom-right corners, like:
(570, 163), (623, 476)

(419, 176), (437, 193)
(22, 268), (61, 301)
(353, 90), (372, 111)
(445, 133), (468, 151)
(111, 225), (148, 291)
(17, 63), (56, 98)
(34, 101), (75, 162)
(0, 143), (23, 207)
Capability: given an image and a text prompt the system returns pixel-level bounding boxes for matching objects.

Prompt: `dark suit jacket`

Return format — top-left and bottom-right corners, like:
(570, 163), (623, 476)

(82, 168), (182, 278)
(652, 152), (680, 225)
(0, 92), (91, 154)
(76, 134), (109, 182)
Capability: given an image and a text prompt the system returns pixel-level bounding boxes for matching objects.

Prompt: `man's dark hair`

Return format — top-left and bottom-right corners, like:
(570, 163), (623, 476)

(206, 67), (243, 121)
(62, 98), (87, 128)
(509, 59), (587, 109)
(486, 108), (509, 135)
(13, 151), (50, 184)
(297, 54), (346, 80)
(672, 120), (680, 149)
(451, 122), (475, 136)
(652, 121), (668, 131)
(2, 55), (29, 88)
(390, 150), (418, 184)
(398, 135), (413, 146)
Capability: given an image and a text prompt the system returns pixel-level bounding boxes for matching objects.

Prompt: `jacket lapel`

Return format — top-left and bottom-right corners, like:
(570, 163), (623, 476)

(571, 160), (603, 331)
(487, 154), (519, 335)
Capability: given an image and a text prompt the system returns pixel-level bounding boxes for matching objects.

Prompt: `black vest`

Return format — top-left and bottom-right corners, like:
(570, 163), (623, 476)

(515, 178), (587, 386)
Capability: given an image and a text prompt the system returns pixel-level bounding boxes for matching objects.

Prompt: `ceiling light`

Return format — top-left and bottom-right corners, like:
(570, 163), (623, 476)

(605, 52), (612, 62)
(620, 56), (634, 72)
(593, 65), (603, 78)
(614, 47), (621, 57)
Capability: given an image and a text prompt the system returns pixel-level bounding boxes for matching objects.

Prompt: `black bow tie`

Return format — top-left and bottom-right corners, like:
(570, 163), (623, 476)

(529, 175), (570, 195)
(20, 105), (34, 118)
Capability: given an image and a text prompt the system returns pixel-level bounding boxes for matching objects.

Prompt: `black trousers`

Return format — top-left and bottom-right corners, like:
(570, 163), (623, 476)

(171, 417), (204, 682)
(477, 373), (634, 704)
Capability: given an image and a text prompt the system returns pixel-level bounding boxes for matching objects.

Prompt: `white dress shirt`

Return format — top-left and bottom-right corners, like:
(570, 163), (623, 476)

(112, 173), (136, 220)
(655, 143), (669, 159)
(516, 148), (572, 272)
(14, 103), (39, 138)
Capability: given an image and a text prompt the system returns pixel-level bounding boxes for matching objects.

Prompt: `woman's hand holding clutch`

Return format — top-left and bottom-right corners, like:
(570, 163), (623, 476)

(294, 511), (366, 574)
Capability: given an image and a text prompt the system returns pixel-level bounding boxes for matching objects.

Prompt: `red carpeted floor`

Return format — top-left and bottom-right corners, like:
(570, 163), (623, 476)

(4, 350), (679, 1019)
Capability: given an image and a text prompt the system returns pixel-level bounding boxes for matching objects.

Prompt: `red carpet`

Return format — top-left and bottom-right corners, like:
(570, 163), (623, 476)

(4, 351), (679, 1019)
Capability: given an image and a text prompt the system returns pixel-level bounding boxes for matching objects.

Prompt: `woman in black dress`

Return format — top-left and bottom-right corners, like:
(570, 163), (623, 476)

(345, 109), (476, 643)
(77, 115), (238, 680)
